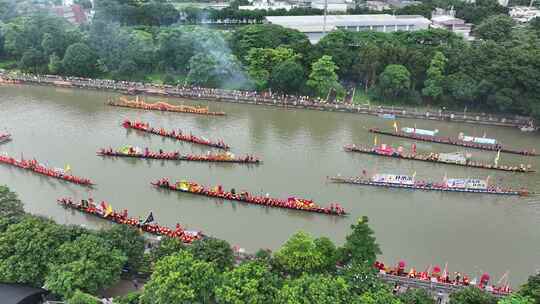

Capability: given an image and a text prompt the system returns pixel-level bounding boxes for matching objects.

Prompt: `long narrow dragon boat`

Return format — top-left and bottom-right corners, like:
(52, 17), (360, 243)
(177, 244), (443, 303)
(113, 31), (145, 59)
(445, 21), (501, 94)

(108, 96), (226, 116)
(330, 174), (530, 196)
(369, 128), (537, 156)
(152, 178), (347, 216)
(344, 144), (534, 173)
(97, 147), (261, 164)
(57, 198), (203, 243)
(375, 261), (511, 297)
(123, 120), (229, 150)
(0, 155), (94, 186)
(0, 134), (11, 144)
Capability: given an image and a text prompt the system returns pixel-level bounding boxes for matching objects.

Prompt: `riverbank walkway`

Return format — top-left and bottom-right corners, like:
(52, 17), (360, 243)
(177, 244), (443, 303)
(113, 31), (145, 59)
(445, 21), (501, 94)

(0, 72), (532, 128)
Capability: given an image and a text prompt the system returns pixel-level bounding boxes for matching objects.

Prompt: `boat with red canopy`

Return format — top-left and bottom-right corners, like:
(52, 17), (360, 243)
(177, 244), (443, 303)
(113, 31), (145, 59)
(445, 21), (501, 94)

(97, 147), (261, 164)
(123, 119), (229, 150)
(57, 197), (203, 243)
(152, 178), (346, 216)
(0, 154), (94, 186)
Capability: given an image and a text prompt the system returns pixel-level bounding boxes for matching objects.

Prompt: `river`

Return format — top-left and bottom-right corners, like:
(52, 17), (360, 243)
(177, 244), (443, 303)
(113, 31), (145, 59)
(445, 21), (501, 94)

(1, 84), (539, 286)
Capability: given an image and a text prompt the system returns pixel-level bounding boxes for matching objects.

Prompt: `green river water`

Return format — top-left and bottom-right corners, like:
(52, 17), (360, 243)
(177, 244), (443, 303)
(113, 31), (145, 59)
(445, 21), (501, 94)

(1, 84), (539, 285)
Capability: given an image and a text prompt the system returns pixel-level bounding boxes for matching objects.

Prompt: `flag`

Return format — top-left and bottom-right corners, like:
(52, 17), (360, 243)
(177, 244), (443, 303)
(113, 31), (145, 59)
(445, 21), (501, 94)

(494, 150), (501, 166)
(142, 212), (154, 225)
(442, 262), (448, 278)
(411, 143), (417, 154)
(65, 164), (71, 173)
(104, 204), (113, 218)
(393, 121), (398, 132)
(412, 171), (416, 179)
(374, 136), (378, 146)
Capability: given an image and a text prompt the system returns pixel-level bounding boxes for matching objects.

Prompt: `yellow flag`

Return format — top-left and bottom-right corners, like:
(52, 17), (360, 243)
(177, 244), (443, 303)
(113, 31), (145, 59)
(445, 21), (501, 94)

(393, 121), (398, 132)
(104, 204), (113, 218)
(374, 136), (378, 146)
(65, 164), (71, 172)
(412, 171), (416, 179)
(494, 150), (501, 166)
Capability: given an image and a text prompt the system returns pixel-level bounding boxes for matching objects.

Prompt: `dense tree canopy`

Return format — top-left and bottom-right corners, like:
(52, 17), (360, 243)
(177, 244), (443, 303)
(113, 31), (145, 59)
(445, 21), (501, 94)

(45, 234), (126, 298)
(338, 216), (381, 266)
(140, 251), (220, 304)
(274, 231), (338, 276)
(188, 237), (235, 272)
(215, 261), (281, 304)
(519, 272), (540, 304)
(277, 274), (352, 304)
(449, 287), (497, 304)
(98, 225), (145, 273)
(0, 216), (70, 286)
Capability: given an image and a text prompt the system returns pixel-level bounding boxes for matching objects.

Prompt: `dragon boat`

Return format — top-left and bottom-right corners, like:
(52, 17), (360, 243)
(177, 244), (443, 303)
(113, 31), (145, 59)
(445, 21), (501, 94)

(369, 128), (537, 156)
(0, 134), (11, 144)
(57, 198), (202, 243)
(152, 178), (346, 216)
(123, 119), (229, 150)
(375, 260), (511, 297)
(108, 96), (226, 116)
(0, 154), (94, 186)
(97, 147), (261, 164)
(330, 174), (530, 197)
(344, 144), (534, 173)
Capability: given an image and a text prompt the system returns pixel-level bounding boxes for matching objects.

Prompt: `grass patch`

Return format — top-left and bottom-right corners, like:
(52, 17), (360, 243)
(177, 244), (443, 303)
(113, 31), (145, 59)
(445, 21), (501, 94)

(0, 59), (18, 70)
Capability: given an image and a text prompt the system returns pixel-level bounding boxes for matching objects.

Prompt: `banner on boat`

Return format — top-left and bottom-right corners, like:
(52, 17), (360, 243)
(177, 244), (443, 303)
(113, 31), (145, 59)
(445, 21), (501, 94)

(401, 127), (438, 137)
(372, 174), (414, 185)
(446, 178), (487, 189)
(458, 133), (497, 145)
(438, 152), (468, 164)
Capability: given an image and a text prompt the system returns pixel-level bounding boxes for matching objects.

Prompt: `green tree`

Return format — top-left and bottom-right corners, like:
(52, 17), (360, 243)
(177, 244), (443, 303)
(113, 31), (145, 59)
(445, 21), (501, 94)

(45, 234), (126, 298)
(377, 64), (411, 100)
(338, 262), (385, 295)
(114, 292), (141, 304)
(0, 216), (69, 286)
(270, 59), (306, 94)
(338, 216), (381, 266)
(398, 288), (435, 304)
(422, 51), (447, 102)
(445, 73), (477, 105)
(246, 47), (300, 90)
(48, 53), (62, 74)
(498, 294), (534, 304)
(519, 272), (540, 304)
(357, 289), (402, 304)
(0, 185), (24, 220)
(62, 43), (98, 77)
(215, 261), (281, 304)
(99, 225), (145, 273)
(140, 251), (220, 304)
(150, 236), (186, 264)
(475, 14), (515, 42)
(19, 48), (46, 73)
(274, 231), (337, 276)
(449, 287), (497, 304)
(277, 274), (352, 304)
(307, 55), (343, 98)
(188, 237), (235, 272)
(67, 290), (100, 304)
(230, 24), (310, 64)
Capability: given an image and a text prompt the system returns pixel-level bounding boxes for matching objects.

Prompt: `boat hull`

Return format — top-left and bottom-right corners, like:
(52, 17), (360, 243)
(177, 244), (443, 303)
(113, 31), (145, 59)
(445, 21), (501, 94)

(330, 177), (526, 196)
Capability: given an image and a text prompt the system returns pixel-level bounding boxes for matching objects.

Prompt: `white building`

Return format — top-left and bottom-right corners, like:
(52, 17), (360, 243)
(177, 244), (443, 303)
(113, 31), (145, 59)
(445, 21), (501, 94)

(265, 14), (432, 43)
(430, 8), (473, 40)
(509, 6), (540, 23)
(239, 0), (295, 10)
(311, 0), (349, 12)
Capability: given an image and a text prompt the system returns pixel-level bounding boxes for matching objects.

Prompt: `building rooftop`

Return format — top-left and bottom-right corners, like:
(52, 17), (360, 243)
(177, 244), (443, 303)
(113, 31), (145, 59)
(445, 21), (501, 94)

(0, 283), (48, 304)
(265, 14), (431, 32)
